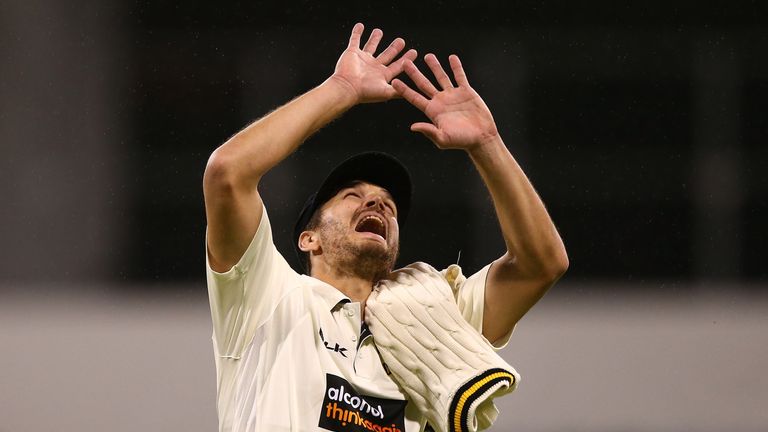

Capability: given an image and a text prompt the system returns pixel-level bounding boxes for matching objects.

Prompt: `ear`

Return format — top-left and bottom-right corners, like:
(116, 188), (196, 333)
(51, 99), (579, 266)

(298, 230), (321, 253)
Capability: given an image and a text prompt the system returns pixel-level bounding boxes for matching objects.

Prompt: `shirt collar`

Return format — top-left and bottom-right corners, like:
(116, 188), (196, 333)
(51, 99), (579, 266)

(301, 275), (351, 311)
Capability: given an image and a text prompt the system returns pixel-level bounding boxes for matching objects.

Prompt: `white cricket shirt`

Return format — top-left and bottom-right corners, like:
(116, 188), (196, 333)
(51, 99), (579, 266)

(206, 206), (505, 432)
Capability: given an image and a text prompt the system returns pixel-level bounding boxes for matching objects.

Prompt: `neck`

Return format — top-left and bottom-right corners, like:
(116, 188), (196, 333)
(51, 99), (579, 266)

(311, 263), (376, 303)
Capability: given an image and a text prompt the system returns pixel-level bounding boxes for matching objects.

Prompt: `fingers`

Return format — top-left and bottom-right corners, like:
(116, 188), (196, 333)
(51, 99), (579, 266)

(347, 23), (364, 50)
(391, 78), (429, 112)
(385, 49), (417, 80)
(350, 24), (410, 64)
(411, 122), (444, 145)
(448, 54), (470, 87)
(362, 28), (384, 54)
(402, 60), (439, 98)
(424, 53), (454, 90)
(377, 37), (406, 64)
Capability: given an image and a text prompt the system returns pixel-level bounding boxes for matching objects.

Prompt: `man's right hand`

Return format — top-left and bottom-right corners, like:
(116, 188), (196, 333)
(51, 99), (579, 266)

(330, 23), (417, 104)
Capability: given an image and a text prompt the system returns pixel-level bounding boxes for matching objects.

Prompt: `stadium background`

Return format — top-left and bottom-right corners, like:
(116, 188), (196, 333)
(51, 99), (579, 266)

(1, 1), (766, 430)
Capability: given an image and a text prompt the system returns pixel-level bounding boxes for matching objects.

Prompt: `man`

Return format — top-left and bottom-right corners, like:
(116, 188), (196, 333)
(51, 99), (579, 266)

(203, 23), (568, 432)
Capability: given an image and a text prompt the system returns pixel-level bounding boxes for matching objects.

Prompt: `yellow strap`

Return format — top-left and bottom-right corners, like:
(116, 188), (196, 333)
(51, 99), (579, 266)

(452, 372), (515, 432)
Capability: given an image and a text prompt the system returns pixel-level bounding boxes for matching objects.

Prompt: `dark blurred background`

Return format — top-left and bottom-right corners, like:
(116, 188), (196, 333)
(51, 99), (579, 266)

(1, 1), (767, 431)
(2, 1), (766, 289)
(0, 1), (765, 287)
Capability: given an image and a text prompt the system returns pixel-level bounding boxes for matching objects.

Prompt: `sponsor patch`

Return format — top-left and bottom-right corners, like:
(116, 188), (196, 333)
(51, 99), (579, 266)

(319, 374), (407, 432)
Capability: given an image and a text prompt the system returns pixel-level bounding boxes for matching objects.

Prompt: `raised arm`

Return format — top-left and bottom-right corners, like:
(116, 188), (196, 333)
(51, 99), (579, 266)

(204, 24), (416, 272)
(392, 54), (569, 344)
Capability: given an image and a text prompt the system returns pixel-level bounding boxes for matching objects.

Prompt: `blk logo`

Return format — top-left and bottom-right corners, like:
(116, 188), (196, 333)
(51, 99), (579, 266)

(319, 328), (348, 358)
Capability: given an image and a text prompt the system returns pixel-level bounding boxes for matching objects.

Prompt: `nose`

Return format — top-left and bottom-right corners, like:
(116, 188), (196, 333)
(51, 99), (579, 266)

(364, 193), (387, 213)
(364, 195), (385, 211)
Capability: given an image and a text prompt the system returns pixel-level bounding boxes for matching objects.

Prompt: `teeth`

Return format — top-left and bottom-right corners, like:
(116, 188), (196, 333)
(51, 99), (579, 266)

(356, 214), (386, 238)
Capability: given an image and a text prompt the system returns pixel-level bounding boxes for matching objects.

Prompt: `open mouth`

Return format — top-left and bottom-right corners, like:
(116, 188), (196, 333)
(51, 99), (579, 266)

(354, 214), (387, 240)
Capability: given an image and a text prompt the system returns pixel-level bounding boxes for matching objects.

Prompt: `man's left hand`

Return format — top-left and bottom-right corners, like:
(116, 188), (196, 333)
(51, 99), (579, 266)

(392, 54), (499, 151)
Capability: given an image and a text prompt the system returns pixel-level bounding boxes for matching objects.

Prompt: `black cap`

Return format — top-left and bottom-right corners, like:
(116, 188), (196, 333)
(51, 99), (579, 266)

(293, 152), (412, 268)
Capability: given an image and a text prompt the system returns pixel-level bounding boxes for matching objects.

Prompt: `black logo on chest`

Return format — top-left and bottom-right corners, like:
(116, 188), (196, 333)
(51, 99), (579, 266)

(319, 328), (348, 358)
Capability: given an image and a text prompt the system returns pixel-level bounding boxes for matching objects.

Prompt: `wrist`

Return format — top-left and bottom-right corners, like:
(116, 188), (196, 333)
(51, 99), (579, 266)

(324, 75), (360, 107)
(466, 132), (504, 158)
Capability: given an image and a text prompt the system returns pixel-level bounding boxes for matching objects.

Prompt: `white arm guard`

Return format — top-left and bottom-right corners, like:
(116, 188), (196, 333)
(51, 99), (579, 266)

(365, 262), (520, 432)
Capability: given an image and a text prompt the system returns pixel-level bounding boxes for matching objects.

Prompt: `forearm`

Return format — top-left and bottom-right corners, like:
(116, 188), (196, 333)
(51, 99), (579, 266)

(467, 136), (569, 279)
(206, 76), (357, 188)
(391, 51), (564, 337)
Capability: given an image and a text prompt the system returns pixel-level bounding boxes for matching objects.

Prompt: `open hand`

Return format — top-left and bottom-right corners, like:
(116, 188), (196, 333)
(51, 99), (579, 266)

(331, 23), (417, 104)
(392, 54), (499, 151)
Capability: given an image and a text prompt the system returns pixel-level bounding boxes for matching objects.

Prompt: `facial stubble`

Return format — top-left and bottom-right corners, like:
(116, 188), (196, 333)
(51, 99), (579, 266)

(317, 217), (398, 282)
